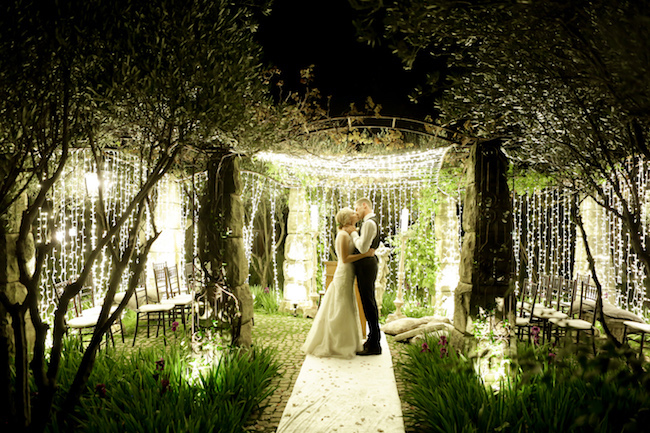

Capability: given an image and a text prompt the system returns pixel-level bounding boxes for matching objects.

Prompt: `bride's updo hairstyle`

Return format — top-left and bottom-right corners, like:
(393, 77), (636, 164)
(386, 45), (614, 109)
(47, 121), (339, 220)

(335, 207), (355, 229)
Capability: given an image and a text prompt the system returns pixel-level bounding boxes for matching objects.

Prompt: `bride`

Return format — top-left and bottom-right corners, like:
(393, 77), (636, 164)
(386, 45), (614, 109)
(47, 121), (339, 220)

(302, 207), (375, 359)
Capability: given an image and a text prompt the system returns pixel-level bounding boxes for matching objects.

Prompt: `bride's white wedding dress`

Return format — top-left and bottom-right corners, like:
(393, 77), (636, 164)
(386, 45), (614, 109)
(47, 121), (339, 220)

(302, 230), (363, 359)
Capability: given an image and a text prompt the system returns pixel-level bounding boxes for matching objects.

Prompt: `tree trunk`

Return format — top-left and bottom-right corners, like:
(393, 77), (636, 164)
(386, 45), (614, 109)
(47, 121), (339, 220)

(573, 205), (620, 346)
(11, 307), (29, 431)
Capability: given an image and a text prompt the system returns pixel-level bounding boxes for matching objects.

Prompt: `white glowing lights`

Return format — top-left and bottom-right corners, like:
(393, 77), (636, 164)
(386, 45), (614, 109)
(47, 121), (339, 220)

(255, 147), (450, 187)
(400, 207), (410, 234)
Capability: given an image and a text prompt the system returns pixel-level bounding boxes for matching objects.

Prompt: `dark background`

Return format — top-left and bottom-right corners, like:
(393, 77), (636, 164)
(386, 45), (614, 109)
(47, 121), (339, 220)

(257, 0), (436, 120)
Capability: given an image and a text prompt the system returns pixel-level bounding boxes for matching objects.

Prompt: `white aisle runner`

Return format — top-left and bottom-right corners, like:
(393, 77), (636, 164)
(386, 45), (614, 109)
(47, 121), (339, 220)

(276, 333), (405, 433)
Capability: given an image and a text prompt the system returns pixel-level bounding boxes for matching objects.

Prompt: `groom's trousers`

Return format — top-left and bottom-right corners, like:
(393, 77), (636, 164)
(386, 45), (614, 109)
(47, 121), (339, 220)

(354, 255), (380, 348)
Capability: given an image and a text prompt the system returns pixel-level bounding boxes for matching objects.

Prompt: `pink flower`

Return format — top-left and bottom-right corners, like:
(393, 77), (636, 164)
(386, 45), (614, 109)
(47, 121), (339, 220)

(548, 352), (556, 362)
(155, 358), (165, 371)
(171, 321), (179, 332)
(421, 342), (430, 353)
(439, 335), (448, 346)
(531, 326), (541, 346)
(263, 287), (270, 294)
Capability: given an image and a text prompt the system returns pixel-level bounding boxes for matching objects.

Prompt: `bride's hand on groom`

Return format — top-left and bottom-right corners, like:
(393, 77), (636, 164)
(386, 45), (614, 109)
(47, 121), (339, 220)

(365, 248), (375, 257)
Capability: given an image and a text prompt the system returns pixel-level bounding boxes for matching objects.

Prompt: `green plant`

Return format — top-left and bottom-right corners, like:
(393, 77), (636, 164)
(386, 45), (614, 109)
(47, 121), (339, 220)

(401, 300), (437, 318)
(380, 289), (396, 318)
(250, 284), (280, 314)
(390, 185), (440, 304)
(399, 334), (650, 433)
(46, 337), (279, 432)
(118, 309), (137, 337)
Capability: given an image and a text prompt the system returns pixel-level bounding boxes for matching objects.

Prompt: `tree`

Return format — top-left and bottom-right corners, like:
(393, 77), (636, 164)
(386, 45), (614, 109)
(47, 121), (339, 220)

(0, 0), (273, 430)
(353, 0), (650, 343)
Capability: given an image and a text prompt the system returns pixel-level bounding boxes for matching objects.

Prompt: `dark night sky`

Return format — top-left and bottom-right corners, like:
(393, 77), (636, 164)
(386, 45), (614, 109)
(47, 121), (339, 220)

(257, 0), (434, 120)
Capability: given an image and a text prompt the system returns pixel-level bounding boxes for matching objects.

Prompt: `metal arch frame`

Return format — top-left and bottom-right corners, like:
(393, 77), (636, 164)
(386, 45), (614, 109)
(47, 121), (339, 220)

(295, 115), (476, 145)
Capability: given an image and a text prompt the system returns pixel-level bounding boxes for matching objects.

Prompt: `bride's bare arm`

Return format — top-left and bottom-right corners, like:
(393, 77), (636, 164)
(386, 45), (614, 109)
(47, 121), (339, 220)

(338, 231), (375, 263)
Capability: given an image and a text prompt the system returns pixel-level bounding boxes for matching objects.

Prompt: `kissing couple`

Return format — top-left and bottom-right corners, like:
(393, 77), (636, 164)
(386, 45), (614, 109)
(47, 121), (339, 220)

(302, 197), (382, 359)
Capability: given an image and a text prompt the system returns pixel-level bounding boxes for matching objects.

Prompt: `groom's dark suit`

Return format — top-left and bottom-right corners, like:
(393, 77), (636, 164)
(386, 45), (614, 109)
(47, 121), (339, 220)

(352, 214), (381, 352)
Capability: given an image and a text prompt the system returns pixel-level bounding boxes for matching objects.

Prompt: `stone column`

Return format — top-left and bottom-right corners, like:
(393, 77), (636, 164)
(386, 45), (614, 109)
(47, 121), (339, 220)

(453, 139), (514, 342)
(221, 156), (253, 347)
(574, 197), (616, 301)
(150, 176), (184, 274)
(281, 187), (314, 315)
(0, 192), (34, 357)
(434, 195), (460, 320)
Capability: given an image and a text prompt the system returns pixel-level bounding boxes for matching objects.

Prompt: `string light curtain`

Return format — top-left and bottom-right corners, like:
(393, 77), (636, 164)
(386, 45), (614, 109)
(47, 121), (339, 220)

(35, 149), (149, 320)
(252, 147), (452, 302)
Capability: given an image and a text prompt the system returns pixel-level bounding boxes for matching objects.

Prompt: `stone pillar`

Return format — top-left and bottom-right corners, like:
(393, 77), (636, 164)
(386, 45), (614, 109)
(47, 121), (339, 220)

(149, 176), (184, 287)
(453, 139), (514, 341)
(434, 195), (460, 320)
(574, 197), (616, 302)
(222, 156), (253, 347)
(0, 192), (34, 357)
(281, 187), (314, 315)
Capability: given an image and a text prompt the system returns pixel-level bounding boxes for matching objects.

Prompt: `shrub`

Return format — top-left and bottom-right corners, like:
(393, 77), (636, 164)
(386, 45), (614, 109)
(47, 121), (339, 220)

(399, 335), (650, 432)
(402, 300), (437, 318)
(250, 284), (280, 314)
(49, 338), (279, 432)
(381, 289), (396, 317)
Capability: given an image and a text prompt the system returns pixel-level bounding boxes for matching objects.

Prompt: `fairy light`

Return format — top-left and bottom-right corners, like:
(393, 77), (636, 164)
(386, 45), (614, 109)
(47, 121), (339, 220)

(512, 193), (521, 280)
(243, 175), (263, 265)
(254, 147), (450, 188)
(270, 185), (280, 293)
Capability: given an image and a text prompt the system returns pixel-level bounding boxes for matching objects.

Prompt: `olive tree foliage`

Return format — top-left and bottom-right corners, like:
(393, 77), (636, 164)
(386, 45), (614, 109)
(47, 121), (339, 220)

(353, 0), (650, 341)
(0, 0), (272, 431)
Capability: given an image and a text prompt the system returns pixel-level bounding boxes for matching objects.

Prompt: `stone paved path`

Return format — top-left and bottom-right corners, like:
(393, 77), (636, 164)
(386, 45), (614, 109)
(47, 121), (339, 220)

(245, 312), (414, 433)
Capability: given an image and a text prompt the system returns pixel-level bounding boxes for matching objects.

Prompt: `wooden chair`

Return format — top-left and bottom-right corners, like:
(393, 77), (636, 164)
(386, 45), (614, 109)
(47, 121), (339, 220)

(62, 281), (115, 349)
(165, 263), (193, 331)
(623, 321), (650, 359)
(548, 280), (597, 353)
(532, 276), (569, 343)
(77, 277), (125, 343)
(515, 279), (545, 342)
(132, 272), (175, 346)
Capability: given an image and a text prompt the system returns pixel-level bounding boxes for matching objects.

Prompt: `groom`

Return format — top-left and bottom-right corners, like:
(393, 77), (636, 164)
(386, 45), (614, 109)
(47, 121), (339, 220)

(351, 197), (382, 356)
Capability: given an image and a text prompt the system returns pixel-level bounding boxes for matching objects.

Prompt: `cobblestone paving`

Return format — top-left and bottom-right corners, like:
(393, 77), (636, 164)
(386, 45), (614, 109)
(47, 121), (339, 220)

(245, 312), (415, 433)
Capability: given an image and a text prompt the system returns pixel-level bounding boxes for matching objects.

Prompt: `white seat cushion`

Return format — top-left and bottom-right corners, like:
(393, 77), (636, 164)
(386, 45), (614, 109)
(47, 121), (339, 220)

(623, 321), (650, 334)
(82, 305), (118, 316)
(138, 303), (175, 313)
(170, 294), (193, 305)
(534, 310), (568, 320)
(549, 317), (593, 329)
(67, 315), (99, 328)
(603, 304), (644, 322)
